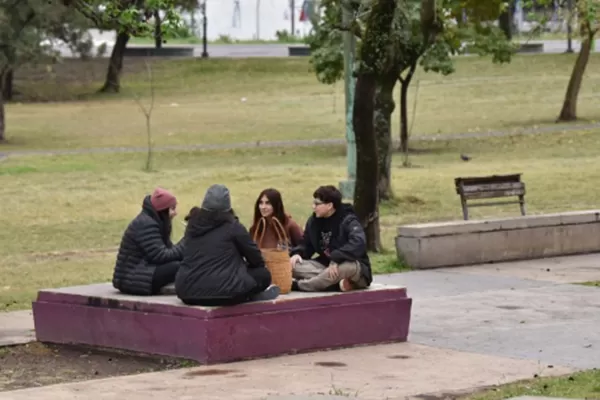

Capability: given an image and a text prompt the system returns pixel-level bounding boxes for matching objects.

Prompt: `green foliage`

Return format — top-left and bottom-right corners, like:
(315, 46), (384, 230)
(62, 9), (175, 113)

(521, 0), (600, 39)
(305, 0), (344, 84)
(308, 0), (515, 86)
(446, 0), (507, 22)
(0, 0), (75, 70)
(63, 0), (185, 39)
(106, 0), (183, 37)
(420, 40), (455, 74)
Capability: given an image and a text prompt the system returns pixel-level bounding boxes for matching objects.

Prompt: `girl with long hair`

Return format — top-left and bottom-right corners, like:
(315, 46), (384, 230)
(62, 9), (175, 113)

(249, 188), (303, 250)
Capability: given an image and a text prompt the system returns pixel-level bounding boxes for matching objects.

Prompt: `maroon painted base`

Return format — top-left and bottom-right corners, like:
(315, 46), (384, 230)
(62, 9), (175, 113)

(32, 283), (412, 364)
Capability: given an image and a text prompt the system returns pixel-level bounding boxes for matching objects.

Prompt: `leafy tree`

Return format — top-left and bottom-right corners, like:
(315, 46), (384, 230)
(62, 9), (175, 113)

(64, 0), (184, 93)
(152, 0), (197, 49)
(556, 0), (599, 121)
(0, 0), (88, 141)
(308, 0), (515, 201)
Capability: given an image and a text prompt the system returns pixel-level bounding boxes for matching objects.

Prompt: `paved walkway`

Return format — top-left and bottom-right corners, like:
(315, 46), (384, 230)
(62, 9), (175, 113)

(66, 39), (600, 59)
(0, 254), (598, 399)
(3, 121), (600, 159)
(0, 311), (34, 347)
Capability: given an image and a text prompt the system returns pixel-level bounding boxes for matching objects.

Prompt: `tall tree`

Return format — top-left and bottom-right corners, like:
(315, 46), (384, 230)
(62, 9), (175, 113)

(521, 0), (599, 121)
(352, 0), (399, 251)
(0, 0), (81, 141)
(557, 0), (598, 121)
(308, 0), (514, 201)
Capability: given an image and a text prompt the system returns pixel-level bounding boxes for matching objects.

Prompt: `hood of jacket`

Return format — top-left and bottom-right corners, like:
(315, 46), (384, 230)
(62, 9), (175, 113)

(185, 208), (236, 238)
(141, 195), (160, 222)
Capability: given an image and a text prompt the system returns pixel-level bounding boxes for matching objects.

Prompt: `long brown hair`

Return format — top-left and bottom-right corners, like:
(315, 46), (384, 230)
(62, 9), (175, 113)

(249, 188), (289, 236)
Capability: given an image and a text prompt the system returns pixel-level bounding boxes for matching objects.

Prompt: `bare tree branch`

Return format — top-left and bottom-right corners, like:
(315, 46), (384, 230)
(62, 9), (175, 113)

(132, 59), (156, 171)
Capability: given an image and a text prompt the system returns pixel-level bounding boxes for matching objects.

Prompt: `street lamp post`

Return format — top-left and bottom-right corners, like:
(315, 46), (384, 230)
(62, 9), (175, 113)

(566, 0), (573, 53)
(291, 0), (295, 37)
(201, 0), (209, 58)
(338, 5), (356, 200)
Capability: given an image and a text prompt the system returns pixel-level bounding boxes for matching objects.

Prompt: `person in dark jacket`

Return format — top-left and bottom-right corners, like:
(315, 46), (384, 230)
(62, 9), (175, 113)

(289, 185), (373, 292)
(175, 184), (280, 306)
(112, 188), (184, 296)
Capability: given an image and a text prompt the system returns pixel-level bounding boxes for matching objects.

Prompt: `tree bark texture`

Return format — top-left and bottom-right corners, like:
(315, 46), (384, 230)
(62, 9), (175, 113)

(374, 70), (398, 201)
(399, 62), (417, 153)
(352, 0), (397, 252)
(0, 92), (5, 142)
(558, 29), (594, 121)
(0, 70), (5, 141)
(100, 31), (130, 93)
(2, 69), (13, 101)
(154, 11), (163, 49)
(498, 8), (512, 40)
(353, 73), (380, 252)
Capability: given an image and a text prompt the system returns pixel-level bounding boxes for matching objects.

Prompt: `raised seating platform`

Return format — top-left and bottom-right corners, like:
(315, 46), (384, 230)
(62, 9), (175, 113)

(32, 283), (412, 364)
(395, 210), (600, 269)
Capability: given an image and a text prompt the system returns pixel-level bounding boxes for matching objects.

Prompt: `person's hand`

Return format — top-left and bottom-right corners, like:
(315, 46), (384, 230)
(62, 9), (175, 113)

(290, 254), (303, 268)
(328, 262), (339, 279)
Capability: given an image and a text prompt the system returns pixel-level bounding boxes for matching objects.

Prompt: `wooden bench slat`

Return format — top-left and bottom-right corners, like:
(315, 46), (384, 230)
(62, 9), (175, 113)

(463, 189), (525, 200)
(454, 173), (522, 186)
(465, 200), (524, 208)
(459, 182), (525, 194)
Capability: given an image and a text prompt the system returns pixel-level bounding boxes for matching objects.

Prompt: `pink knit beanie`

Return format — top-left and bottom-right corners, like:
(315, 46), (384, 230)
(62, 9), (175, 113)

(150, 188), (177, 211)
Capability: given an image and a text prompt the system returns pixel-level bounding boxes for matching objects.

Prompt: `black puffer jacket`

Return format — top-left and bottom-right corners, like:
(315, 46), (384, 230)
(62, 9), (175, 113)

(291, 203), (372, 285)
(112, 195), (184, 295)
(175, 209), (265, 302)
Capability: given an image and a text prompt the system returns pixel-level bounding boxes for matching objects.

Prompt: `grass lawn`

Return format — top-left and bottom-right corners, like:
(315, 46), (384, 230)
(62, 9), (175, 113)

(578, 281), (600, 287)
(1, 128), (600, 310)
(2, 53), (600, 152)
(464, 369), (600, 400)
(1, 54), (600, 311)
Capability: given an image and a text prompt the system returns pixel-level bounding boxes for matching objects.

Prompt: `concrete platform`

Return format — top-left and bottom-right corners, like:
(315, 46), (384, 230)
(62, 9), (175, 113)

(0, 342), (573, 400)
(395, 210), (600, 269)
(32, 283), (412, 364)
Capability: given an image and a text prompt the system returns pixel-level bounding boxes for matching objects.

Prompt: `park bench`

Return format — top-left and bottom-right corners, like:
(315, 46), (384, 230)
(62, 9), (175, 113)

(454, 173), (526, 220)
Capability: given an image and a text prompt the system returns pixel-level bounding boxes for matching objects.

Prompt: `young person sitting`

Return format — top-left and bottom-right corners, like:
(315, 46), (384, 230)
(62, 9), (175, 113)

(249, 188), (303, 250)
(113, 188), (184, 296)
(175, 184), (280, 306)
(289, 185), (372, 292)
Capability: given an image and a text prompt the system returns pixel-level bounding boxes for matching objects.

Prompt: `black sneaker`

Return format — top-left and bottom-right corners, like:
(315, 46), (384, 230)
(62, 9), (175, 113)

(250, 285), (281, 302)
(291, 279), (300, 291)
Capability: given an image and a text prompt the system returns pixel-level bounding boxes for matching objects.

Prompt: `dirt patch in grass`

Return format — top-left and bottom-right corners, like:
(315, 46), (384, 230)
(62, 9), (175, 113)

(0, 342), (197, 392)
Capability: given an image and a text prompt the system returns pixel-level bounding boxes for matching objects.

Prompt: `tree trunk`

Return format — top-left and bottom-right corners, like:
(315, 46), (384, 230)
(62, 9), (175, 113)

(0, 71), (5, 142)
(352, 0), (396, 251)
(0, 92), (5, 142)
(154, 11), (162, 49)
(353, 73), (381, 252)
(374, 71), (397, 202)
(558, 31), (594, 121)
(99, 31), (130, 93)
(399, 62), (417, 153)
(2, 69), (13, 101)
(498, 7), (512, 40)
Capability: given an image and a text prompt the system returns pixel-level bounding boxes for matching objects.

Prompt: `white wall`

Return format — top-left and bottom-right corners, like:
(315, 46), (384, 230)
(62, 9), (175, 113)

(87, 0), (315, 47)
(189, 0), (314, 41)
